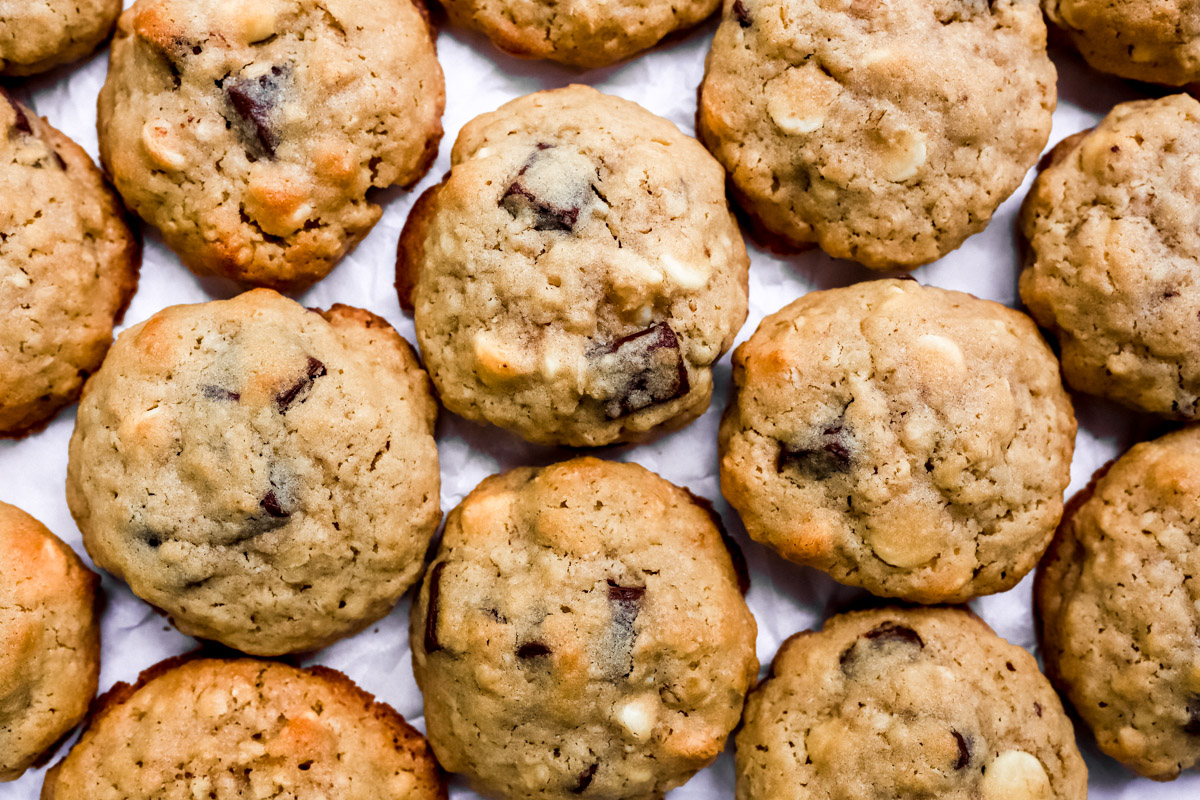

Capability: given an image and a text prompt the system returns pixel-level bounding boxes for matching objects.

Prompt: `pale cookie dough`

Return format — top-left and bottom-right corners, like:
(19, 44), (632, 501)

(41, 657), (447, 799)
(411, 458), (757, 800)
(736, 606), (1088, 799)
(398, 85), (749, 447)
(1045, 0), (1200, 85)
(98, 0), (444, 292)
(720, 279), (1076, 603)
(0, 502), (101, 782)
(0, 92), (140, 439)
(698, 0), (1055, 268)
(0, 0), (121, 76)
(1037, 426), (1200, 780)
(67, 290), (441, 656)
(1021, 94), (1200, 419)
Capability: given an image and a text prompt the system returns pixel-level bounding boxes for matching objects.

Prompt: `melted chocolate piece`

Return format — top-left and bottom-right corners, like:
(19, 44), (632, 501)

(571, 763), (599, 794)
(260, 490), (288, 518)
(275, 356), (326, 413)
(517, 641), (552, 659)
(605, 582), (645, 679)
(423, 562), (447, 654)
(1, 89), (31, 136)
(500, 144), (590, 232)
(777, 425), (853, 478)
(593, 323), (690, 418)
(733, 0), (752, 26)
(227, 64), (289, 158)
(201, 384), (241, 402)
(1185, 698), (1200, 735)
(952, 730), (971, 769)
(839, 621), (925, 669)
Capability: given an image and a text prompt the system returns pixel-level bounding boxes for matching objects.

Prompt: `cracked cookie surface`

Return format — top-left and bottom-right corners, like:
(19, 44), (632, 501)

(0, 0), (121, 75)
(0, 502), (100, 782)
(719, 279), (1076, 603)
(736, 607), (1088, 800)
(66, 289), (441, 656)
(410, 458), (757, 800)
(698, 0), (1055, 268)
(1021, 94), (1200, 419)
(1037, 426), (1200, 780)
(440, 0), (719, 67)
(41, 657), (446, 799)
(1045, 0), (1200, 85)
(0, 93), (140, 438)
(398, 85), (749, 447)
(98, 0), (444, 292)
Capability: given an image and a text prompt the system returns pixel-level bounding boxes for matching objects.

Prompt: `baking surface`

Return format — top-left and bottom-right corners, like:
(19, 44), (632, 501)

(0, 2), (1191, 797)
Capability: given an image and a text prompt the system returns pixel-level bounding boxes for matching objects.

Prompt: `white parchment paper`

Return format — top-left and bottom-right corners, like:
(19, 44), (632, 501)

(0, 4), (1192, 797)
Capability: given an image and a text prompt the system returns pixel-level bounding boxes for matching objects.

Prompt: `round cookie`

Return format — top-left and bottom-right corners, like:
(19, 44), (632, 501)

(66, 289), (441, 656)
(736, 607), (1088, 800)
(1021, 94), (1200, 419)
(719, 279), (1076, 603)
(0, 92), (140, 439)
(698, 0), (1055, 268)
(0, 502), (101, 782)
(440, 0), (718, 67)
(1037, 426), (1200, 780)
(1045, 0), (1200, 85)
(398, 85), (749, 447)
(410, 458), (757, 800)
(0, 0), (121, 76)
(98, 0), (444, 292)
(41, 657), (447, 799)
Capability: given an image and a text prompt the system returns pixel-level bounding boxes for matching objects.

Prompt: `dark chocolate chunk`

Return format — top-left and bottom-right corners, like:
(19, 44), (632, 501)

(227, 64), (290, 158)
(1034, 701), (1043, 718)
(952, 730), (971, 769)
(592, 323), (690, 419)
(260, 490), (288, 518)
(605, 581), (646, 679)
(423, 562), (447, 654)
(275, 356), (326, 413)
(201, 384), (241, 402)
(1185, 698), (1200, 735)
(517, 641), (552, 659)
(733, 0), (752, 26)
(839, 621), (925, 669)
(500, 144), (590, 232)
(777, 425), (853, 478)
(571, 763), (599, 794)
(1, 89), (31, 136)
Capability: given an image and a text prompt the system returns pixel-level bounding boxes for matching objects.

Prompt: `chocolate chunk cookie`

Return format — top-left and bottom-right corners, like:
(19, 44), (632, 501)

(98, 0), (444, 292)
(398, 85), (749, 447)
(0, 93), (140, 439)
(66, 290), (441, 655)
(1045, 0), (1200, 85)
(41, 657), (446, 799)
(0, 502), (101, 782)
(0, 0), (121, 76)
(1021, 95), (1200, 419)
(410, 458), (757, 799)
(1037, 426), (1200, 780)
(720, 279), (1076, 603)
(737, 607), (1088, 799)
(440, 0), (718, 67)
(698, 0), (1055, 268)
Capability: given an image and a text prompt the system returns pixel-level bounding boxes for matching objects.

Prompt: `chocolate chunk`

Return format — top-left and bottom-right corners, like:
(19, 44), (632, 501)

(275, 356), (326, 413)
(733, 0), (752, 26)
(500, 144), (591, 232)
(517, 641), (552, 659)
(952, 730), (971, 769)
(423, 562), (447, 654)
(1034, 701), (1043, 718)
(839, 621), (925, 669)
(227, 64), (290, 158)
(605, 582), (645, 679)
(201, 384), (240, 402)
(1, 89), (31, 136)
(592, 323), (690, 418)
(571, 763), (599, 794)
(1185, 698), (1200, 735)
(777, 425), (853, 478)
(260, 490), (288, 518)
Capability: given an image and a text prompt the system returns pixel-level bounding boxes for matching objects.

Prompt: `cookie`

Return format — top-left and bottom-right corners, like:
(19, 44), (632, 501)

(698, 0), (1055, 268)
(1037, 426), (1200, 780)
(66, 289), (441, 656)
(98, 0), (444, 292)
(0, 0), (121, 76)
(440, 0), (718, 67)
(398, 85), (749, 447)
(1021, 94), (1200, 419)
(410, 458), (757, 799)
(0, 502), (101, 782)
(1045, 0), (1200, 85)
(736, 606), (1088, 799)
(719, 279), (1076, 603)
(41, 656), (447, 799)
(0, 92), (140, 439)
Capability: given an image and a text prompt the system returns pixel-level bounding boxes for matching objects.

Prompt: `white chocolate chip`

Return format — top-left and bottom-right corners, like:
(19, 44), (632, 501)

(141, 118), (188, 171)
(914, 333), (965, 374)
(766, 63), (843, 135)
(660, 253), (710, 290)
(615, 695), (659, 741)
(879, 127), (927, 182)
(980, 751), (1052, 800)
(473, 333), (535, 386)
(866, 506), (944, 568)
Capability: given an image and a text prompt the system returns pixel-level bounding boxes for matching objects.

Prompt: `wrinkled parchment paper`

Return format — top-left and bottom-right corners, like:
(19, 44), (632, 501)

(0, 3), (1193, 797)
